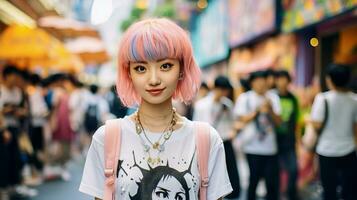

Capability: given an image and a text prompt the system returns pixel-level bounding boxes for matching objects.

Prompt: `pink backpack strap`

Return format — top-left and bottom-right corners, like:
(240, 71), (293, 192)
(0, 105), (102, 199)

(104, 119), (121, 200)
(194, 122), (211, 200)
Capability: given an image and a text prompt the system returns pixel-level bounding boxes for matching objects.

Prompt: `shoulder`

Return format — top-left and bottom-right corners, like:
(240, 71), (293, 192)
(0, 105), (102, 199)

(92, 125), (106, 146)
(196, 95), (212, 106)
(192, 121), (223, 149)
(267, 90), (279, 99)
(92, 117), (131, 146)
(314, 92), (326, 103)
(266, 91), (280, 104)
(236, 91), (250, 101)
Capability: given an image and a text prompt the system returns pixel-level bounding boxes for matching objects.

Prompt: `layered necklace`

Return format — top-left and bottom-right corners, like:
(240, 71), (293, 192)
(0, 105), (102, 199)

(134, 108), (177, 165)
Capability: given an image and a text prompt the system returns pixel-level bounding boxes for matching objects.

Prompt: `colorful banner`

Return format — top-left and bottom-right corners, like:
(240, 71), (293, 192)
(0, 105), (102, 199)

(282, 0), (357, 32)
(191, 0), (229, 68)
(228, 34), (297, 74)
(228, 0), (276, 47)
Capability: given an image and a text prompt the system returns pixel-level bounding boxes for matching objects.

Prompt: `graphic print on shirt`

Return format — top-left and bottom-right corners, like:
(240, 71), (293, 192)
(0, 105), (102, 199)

(118, 151), (197, 200)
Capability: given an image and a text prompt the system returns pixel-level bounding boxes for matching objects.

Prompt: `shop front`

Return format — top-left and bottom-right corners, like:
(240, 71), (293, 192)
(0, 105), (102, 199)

(282, 0), (357, 89)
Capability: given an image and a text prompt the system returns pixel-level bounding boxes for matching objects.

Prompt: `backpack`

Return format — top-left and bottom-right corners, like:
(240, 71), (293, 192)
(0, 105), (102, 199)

(103, 119), (211, 200)
(84, 103), (100, 133)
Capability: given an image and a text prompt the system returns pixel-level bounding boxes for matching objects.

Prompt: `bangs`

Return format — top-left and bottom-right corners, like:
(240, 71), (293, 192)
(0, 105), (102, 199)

(125, 22), (184, 63)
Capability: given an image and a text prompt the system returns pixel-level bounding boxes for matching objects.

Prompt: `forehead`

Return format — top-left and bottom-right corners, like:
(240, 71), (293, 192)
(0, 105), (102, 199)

(252, 76), (266, 82)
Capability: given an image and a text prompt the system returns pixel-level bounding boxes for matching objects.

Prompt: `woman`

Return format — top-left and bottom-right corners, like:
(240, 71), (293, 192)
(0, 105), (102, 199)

(79, 18), (232, 200)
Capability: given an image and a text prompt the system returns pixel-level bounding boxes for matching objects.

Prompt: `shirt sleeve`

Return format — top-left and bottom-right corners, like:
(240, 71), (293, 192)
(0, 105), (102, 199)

(207, 126), (233, 200)
(311, 93), (325, 122)
(270, 93), (281, 115)
(233, 93), (249, 117)
(79, 126), (106, 199)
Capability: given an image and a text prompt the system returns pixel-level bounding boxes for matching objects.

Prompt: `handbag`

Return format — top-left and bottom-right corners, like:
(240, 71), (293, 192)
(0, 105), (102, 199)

(302, 98), (328, 152)
(18, 131), (34, 155)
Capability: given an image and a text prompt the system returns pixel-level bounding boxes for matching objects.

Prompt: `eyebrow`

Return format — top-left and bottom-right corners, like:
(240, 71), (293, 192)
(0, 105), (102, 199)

(133, 61), (148, 64)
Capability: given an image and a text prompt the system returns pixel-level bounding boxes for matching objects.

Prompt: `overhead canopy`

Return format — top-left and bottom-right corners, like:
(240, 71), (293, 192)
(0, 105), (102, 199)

(65, 36), (109, 64)
(0, 25), (68, 59)
(38, 16), (99, 38)
(0, 25), (83, 73)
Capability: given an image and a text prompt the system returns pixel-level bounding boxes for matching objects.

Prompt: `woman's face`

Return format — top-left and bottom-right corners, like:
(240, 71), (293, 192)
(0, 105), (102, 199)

(129, 59), (180, 105)
(151, 175), (186, 200)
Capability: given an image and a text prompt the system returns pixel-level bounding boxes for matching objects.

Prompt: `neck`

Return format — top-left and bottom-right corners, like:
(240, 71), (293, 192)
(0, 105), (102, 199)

(138, 98), (175, 132)
(254, 89), (265, 96)
(213, 92), (221, 102)
(278, 88), (288, 95)
(331, 87), (349, 92)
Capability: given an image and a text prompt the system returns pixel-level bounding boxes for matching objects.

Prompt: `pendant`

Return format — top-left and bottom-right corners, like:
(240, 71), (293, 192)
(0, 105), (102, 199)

(164, 132), (171, 140)
(135, 124), (142, 134)
(158, 144), (165, 152)
(152, 142), (159, 149)
(143, 144), (150, 152)
(147, 157), (153, 164)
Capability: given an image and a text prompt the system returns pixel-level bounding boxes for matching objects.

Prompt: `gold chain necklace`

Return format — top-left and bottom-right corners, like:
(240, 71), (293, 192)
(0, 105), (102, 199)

(134, 108), (177, 165)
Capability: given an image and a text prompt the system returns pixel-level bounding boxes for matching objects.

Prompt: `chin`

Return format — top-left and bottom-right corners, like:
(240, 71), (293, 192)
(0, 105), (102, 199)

(142, 95), (172, 105)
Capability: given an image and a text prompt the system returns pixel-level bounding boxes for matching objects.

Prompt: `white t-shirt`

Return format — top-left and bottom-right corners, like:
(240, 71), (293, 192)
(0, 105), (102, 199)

(193, 94), (235, 140)
(29, 87), (48, 126)
(233, 90), (281, 155)
(0, 85), (22, 127)
(311, 91), (357, 157)
(79, 116), (232, 200)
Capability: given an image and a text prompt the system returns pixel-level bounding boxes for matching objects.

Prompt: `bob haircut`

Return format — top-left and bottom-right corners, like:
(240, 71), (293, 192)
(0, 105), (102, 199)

(117, 18), (201, 107)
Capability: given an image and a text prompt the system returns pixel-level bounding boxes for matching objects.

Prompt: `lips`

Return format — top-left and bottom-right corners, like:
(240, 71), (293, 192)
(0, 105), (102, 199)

(146, 88), (165, 96)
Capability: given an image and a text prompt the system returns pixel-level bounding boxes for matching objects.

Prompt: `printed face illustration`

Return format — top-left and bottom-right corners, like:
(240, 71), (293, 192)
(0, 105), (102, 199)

(152, 175), (186, 200)
(125, 151), (194, 200)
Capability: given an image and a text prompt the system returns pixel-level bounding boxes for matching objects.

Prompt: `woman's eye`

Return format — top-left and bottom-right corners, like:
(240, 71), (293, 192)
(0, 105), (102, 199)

(160, 63), (173, 71)
(134, 65), (146, 73)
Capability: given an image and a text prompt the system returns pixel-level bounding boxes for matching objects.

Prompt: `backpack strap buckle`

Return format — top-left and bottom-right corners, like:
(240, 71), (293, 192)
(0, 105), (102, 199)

(104, 168), (114, 177)
(201, 177), (209, 187)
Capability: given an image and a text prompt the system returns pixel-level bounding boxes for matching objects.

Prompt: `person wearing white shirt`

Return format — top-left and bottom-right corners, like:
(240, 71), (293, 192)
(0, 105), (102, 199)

(311, 64), (357, 200)
(193, 76), (240, 199)
(28, 74), (49, 174)
(234, 71), (282, 200)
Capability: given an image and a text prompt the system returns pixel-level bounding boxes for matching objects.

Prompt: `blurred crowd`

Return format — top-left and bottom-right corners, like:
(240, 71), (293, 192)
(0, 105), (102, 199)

(0, 65), (127, 199)
(0, 63), (356, 200)
(180, 64), (356, 200)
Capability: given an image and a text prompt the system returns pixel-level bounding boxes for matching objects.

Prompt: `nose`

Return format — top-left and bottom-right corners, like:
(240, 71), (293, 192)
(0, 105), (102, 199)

(148, 68), (161, 86)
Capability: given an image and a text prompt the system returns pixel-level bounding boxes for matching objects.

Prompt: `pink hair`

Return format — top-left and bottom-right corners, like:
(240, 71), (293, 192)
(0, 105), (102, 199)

(116, 18), (201, 107)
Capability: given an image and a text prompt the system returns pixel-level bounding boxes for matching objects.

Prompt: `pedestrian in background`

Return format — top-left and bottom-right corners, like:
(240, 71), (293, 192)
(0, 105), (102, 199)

(311, 64), (357, 200)
(234, 70), (282, 200)
(194, 75), (241, 199)
(275, 70), (300, 200)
